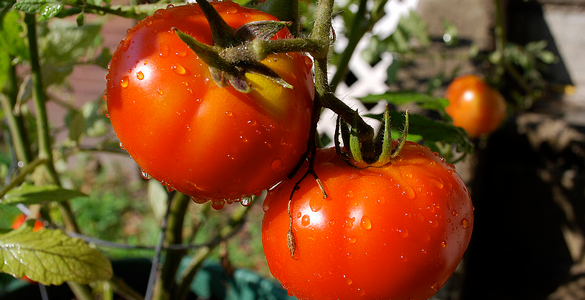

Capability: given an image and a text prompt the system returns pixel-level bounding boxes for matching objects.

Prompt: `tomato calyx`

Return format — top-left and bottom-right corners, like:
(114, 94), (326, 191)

(174, 0), (295, 93)
(336, 107), (410, 169)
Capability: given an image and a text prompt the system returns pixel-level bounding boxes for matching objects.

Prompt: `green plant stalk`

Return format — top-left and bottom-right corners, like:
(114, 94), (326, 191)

(0, 157), (48, 199)
(329, 0), (388, 92)
(174, 204), (252, 300)
(25, 13), (91, 300)
(151, 192), (190, 300)
(0, 62), (32, 165)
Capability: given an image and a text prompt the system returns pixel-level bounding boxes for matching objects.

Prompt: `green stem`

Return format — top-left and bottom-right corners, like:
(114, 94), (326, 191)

(329, 0), (388, 92)
(175, 205), (251, 300)
(25, 13), (90, 299)
(151, 192), (190, 300)
(0, 158), (48, 199)
(0, 61), (32, 164)
(25, 14), (59, 186)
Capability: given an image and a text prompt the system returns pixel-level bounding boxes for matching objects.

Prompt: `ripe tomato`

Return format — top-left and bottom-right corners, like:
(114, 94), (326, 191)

(445, 75), (506, 138)
(106, 2), (314, 205)
(262, 143), (473, 300)
(11, 213), (44, 232)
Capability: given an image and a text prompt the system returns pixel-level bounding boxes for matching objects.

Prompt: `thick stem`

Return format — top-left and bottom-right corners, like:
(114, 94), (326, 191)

(175, 205), (251, 300)
(151, 192), (190, 300)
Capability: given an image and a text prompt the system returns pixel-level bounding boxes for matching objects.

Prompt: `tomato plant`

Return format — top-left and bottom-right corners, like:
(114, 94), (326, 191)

(105, 2), (315, 206)
(445, 75), (507, 138)
(262, 143), (474, 300)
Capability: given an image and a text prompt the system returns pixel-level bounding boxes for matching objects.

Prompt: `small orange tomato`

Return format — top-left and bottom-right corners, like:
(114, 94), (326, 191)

(445, 75), (506, 138)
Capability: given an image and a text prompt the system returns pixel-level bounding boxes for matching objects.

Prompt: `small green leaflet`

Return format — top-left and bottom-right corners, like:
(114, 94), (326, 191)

(0, 222), (113, 285)
(1, 184), (86, 205)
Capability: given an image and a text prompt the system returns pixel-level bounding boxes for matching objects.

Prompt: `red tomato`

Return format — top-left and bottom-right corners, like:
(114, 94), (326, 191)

(11, 213), (44, 232)
(262, 143), (474, 300)
(445, 75), (506, 138)
(106, 2), (314, 205)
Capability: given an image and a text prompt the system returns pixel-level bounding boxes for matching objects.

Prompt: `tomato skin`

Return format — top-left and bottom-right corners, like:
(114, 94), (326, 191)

(11, 213), (44, 232)
(262, 143), (473, 300)
(445, 75), (506, 138)
(106, 2), (314, 201)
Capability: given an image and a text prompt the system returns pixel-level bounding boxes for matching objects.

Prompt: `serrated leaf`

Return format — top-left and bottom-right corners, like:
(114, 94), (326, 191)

(38, 2), (63, 21)
(0, 223), (113, 285)
(1, 184), (86, 205)
(13, 0), (59, 15)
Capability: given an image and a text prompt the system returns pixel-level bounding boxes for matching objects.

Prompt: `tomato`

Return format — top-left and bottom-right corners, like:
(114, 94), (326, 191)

(106, 2), (314, 205)
(445, 75), (506, 138)
(262, 143), (473, 300)
(11, 213), (44, 232)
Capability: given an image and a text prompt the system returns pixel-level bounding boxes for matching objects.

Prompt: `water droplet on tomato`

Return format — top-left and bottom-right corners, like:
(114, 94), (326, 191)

(136, 71), (144, 80)
(347, 236), (357, 244)
(119, 142), (124, 149)
(461, 218), (470, 229)
(301, 215), (310, 226)
(158, 89), (164, 95)
(226, 111), (233, 117)
(431, 282), (442, 291)
(176, 49), (187, 57)
(211, 200), (225, 210)
(120, 76), (129, 88)
(141, 169), (151, 180)
(452, 210), (458, 216)
(190, 197), (210, 204)
(398, 228), (408, 238)
(377, 195), (385, 204)
(247, 119), (257, 126)
(344, 275), (353, 285)
(227, 5), (237, 13)
(240, 196), (252, 207)
(271, 158), (284, 171)
(159, 44), (170, 57)
(346, 190), (354, 198)
(153, 8), (171, 19)
(145, 20), (152, 27)
(441, 240), (447, 248)
(166, 3), (174, 8)
(309, 197), (323, 212)
(400, 254), (408, 262)
(429, 177), (444, 189)
(360, 216), (372, 231)
(172, 63), (186, 75)
(166, 185), (175, 192)
(344, 217), (355, 228)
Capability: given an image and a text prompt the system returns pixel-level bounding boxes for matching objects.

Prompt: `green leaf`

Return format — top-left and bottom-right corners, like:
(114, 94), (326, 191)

(359, 92), (449, 114)
(38, 2), (63, 21)
(40, 19), (103, 86)
(1, 184), (86, 205)
(12, 0), (59, 15)
(0, 222), (113, 285)
(0, 10), (29, 61)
